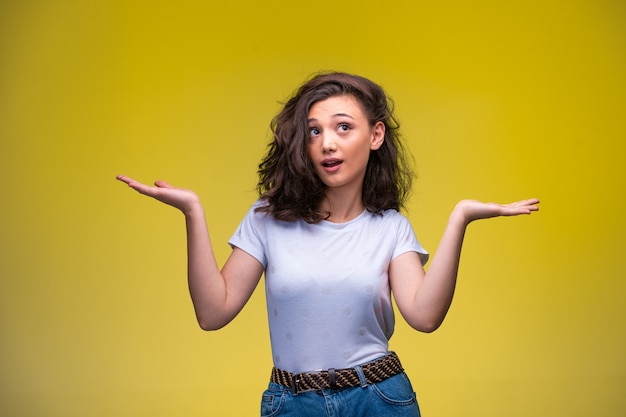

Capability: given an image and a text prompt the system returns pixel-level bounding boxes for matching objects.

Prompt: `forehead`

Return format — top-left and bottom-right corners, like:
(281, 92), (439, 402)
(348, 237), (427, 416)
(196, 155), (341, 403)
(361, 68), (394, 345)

(308, 95), (366, 119)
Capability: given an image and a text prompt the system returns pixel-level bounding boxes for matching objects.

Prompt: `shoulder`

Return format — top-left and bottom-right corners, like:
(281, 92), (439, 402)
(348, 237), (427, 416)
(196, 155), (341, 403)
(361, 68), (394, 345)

(250, 198), (270, 211)
(243, 199), (271, 219)
(379, 210), (429, 264)
(242, 199), (296, 230)
(376, 208), (412, 226)
(381, 208), (405, 219)
(360, 208), (416, 237)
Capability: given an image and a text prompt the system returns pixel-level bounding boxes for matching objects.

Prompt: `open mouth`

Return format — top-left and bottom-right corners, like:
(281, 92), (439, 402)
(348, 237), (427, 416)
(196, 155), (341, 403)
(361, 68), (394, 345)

(321, 158), (343, 168)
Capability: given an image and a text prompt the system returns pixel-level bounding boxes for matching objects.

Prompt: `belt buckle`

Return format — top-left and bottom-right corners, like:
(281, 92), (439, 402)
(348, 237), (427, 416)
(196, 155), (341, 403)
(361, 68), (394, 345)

(289, 373), (320, 395)
(290, 375), (311, 395)
(289, 376), (300, 395)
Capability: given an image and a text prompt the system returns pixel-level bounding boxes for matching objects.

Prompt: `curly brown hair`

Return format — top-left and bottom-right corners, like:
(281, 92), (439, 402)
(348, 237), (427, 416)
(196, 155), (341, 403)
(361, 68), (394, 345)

(256, 71), (414, 223)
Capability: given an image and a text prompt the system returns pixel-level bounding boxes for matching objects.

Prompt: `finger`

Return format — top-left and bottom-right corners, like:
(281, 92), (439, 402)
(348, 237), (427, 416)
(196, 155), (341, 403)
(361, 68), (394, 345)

(516, 198), (539, 207)
(154, 180), (174, 189)
(117, 175), (148, 191)
(116, 174), (150, 192)
(507, 204), (539, 215)
(506, 198), (540, 210)
(515, 198), (540, 206)
(126, 181), (158, 196)
(116, 174), (135, 185)
(518, 198), (540, 212)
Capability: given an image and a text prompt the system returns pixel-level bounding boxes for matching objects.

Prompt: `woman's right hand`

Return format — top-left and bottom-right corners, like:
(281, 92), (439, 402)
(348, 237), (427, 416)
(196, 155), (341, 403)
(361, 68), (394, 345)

(116, 175), (201, 215)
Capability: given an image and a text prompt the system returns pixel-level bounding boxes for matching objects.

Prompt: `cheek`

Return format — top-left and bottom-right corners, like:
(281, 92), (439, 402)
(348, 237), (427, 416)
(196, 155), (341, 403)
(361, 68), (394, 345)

(307, 146), (322, 171)
(356, 143), (374, 163)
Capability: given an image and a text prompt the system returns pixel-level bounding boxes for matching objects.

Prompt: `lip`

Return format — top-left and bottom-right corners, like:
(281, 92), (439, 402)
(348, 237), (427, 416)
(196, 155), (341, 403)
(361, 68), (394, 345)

(321, 158), (343, 172)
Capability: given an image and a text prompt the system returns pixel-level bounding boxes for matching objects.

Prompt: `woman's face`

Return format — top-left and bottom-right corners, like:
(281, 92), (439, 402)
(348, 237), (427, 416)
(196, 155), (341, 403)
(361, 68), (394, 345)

(307, 95), (385, 193)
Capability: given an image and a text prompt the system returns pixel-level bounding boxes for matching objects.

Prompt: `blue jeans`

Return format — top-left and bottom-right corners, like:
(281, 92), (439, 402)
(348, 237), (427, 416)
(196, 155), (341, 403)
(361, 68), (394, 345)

(260, 372), (421, 416)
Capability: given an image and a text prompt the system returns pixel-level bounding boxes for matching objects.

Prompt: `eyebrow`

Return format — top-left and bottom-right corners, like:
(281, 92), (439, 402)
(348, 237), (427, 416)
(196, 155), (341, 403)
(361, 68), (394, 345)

(307, 113), (355, 123)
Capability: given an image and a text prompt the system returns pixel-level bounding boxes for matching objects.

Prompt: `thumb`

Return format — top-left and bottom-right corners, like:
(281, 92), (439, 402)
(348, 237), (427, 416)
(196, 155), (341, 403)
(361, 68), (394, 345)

(154, 180), (174, 189)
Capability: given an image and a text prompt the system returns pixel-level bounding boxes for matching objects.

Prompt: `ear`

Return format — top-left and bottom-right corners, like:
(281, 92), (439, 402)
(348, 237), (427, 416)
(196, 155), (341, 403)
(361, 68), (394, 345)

(370, 121), (385, 150)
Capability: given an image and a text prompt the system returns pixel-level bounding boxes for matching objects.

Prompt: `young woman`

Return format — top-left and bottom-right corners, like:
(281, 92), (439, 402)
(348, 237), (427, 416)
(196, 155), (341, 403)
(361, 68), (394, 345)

(117, 72), (539, 416)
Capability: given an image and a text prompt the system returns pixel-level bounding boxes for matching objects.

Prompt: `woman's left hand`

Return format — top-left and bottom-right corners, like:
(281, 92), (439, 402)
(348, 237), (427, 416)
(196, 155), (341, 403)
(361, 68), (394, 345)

(455, 198), (540, 224)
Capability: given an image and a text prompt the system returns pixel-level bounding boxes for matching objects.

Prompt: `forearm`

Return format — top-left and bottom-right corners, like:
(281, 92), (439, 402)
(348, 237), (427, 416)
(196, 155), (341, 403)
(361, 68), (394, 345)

(183, 203), (229, 330)
(412, 207), (468, 331)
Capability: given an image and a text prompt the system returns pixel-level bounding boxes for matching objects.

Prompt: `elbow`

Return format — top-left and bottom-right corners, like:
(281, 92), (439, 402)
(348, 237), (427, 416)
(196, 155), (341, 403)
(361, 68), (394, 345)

(198, 321), (222, 331)
(409, 317), (443, 334)
(417, 322), (441, 333)
(194, 306), (233, 331)
(197, 316), (229, 331)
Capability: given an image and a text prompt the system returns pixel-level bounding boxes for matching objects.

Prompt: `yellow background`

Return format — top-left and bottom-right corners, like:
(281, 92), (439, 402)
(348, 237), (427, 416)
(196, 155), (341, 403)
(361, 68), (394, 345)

(1, 1), (624, 416)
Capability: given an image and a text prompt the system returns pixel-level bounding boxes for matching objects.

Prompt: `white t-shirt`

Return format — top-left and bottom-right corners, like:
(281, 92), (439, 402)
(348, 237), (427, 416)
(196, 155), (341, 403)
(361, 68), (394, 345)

(229, 201), (428, 374)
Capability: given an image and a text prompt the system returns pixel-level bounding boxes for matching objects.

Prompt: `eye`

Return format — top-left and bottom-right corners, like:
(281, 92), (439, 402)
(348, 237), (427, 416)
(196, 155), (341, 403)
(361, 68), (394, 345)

(309, 127), (321, 137)
(338, 123), (351, 132)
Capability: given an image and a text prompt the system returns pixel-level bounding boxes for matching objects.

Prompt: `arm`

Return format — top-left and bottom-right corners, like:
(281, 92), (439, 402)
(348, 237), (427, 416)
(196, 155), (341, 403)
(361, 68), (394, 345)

(116, 175), (264, 330)
(390, 198), (539, 333)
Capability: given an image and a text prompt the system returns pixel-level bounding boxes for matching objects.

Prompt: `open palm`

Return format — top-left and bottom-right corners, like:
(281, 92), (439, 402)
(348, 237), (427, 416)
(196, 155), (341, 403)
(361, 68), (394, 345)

(116, 175), (201, 214)
(457, 198), (540, 223)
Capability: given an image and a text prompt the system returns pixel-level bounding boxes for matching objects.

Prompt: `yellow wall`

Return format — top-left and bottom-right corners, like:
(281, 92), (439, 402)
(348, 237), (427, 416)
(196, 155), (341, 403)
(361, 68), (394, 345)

(1, 1), (624, 416)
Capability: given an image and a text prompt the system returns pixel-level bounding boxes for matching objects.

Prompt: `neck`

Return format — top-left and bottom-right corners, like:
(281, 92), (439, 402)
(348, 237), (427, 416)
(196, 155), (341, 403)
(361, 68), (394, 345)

(320, 187), (365, 223)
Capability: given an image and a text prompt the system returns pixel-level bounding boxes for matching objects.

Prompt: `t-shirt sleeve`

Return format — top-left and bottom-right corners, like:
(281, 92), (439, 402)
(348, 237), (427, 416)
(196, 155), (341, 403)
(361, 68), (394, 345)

(392, 213), (429, 266)
(228, 202), (268, 268)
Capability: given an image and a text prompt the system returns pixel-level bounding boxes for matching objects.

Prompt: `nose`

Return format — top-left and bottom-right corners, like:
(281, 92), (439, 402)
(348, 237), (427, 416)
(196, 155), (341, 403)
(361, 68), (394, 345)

(321, 133), (337, 153)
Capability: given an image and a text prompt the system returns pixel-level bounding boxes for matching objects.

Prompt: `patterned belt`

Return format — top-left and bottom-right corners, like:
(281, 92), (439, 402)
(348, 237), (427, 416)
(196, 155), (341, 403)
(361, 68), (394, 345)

(270, 352), (404, 394)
